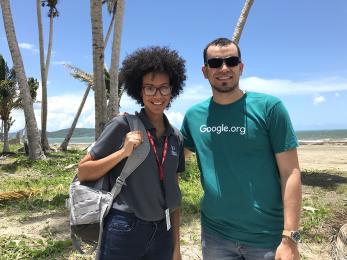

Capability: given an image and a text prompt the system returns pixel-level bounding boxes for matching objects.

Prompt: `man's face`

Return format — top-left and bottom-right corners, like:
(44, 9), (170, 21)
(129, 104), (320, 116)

(202, 43), (243, 94)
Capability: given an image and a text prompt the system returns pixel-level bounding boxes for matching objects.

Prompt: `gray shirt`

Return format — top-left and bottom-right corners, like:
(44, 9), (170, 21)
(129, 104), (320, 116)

(90, 109), (185, 221)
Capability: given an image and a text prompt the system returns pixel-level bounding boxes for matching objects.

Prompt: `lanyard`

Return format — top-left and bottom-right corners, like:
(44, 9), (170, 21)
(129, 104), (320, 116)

(147, 131), (168, 182)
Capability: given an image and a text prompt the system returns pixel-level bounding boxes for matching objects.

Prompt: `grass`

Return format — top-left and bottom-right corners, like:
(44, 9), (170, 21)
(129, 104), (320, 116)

(0, 144), (346, 259)
(0, 146), (203, 259)
(0, 235), (71, 259)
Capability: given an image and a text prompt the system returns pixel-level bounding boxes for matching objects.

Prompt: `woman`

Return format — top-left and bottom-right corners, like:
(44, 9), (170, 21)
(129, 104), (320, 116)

(77, 46), (186, 260)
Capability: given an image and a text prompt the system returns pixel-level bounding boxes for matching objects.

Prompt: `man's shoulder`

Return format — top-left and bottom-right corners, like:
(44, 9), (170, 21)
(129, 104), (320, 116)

(185, 97), (211, 115)
(246, 91), (282, 106)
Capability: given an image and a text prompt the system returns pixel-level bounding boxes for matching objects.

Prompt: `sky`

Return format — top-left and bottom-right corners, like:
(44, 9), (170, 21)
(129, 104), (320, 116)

(1, 0), (347, 133)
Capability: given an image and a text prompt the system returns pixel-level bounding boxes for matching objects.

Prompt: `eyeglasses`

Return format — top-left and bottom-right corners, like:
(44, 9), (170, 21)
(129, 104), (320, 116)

(142, 85), (172, 96)
(206, 56), (241, 69)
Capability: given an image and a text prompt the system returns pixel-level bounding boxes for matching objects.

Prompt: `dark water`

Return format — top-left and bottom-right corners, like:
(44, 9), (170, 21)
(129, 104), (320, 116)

(296, 129), (347, 142)
(49, 129), (347, 144)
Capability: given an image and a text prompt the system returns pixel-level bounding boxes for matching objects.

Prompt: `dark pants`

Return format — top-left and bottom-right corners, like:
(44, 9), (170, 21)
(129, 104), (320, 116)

(99, 208), (173, 260)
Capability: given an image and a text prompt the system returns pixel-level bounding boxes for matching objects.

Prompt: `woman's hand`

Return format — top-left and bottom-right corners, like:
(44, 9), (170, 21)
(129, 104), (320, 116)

(121, 131), (143, 157)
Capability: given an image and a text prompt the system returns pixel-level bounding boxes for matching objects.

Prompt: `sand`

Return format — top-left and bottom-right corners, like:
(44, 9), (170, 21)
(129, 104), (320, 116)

(298, 143), (347, 172)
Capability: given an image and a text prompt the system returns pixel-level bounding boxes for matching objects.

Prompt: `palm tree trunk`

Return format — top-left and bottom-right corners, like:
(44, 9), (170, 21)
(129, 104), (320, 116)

(60, 84), (92, 151)
(0, 120), (3, 141)
(45, 14), (53, 79)
(1, 0), (45, 160)
(36, 0), (50, 152)
(2, 119), (10, 153)
(232, 0), (254, 44)
(90, 0), (107, 139)
(41, 13), (54, 151)
(104, 11), (116, 49)
(107, 0), (124, 121)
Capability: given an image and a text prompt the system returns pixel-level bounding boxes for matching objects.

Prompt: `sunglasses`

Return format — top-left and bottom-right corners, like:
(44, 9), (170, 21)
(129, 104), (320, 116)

(206, 56), (241, 69)
(142, 85), (172, 96)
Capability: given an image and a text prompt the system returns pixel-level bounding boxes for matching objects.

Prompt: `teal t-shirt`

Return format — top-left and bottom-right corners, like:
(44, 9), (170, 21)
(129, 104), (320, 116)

(180, 91), (298, 248)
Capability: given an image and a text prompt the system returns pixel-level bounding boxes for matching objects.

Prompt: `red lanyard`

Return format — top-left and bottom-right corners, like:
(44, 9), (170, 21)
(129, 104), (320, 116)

(147, 131), (168, 181)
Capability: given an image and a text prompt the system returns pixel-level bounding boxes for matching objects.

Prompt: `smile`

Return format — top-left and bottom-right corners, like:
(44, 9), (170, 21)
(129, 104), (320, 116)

(216, 76), (233, 80)
(152, 101), (164, 105)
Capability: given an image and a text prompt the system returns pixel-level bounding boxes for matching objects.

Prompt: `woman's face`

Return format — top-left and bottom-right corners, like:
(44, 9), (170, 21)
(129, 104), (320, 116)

(141, 72), (171, 116)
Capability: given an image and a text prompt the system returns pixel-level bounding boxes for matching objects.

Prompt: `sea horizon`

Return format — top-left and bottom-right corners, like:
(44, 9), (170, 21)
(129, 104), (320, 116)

(46, 129), (347, 144)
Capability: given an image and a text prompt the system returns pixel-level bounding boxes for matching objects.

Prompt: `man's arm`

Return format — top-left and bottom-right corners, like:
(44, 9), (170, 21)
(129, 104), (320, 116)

(275, 148), (301, 260)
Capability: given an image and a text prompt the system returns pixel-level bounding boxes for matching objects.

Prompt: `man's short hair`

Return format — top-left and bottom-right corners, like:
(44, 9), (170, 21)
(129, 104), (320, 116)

(203, 38), (242, 64)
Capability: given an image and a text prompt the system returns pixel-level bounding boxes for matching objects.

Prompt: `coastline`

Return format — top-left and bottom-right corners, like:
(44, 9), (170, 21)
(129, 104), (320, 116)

(299, 140), (347, 146)
(57, 141), (347, 172)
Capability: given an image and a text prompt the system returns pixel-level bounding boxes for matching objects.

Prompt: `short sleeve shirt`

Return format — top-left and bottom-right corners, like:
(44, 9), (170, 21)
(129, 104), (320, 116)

(180, 91), (298, 248)
(90, 109), (185, 221)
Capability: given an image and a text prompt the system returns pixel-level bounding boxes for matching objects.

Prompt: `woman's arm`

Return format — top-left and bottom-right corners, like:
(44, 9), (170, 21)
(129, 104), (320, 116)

(77, 131), (143, 182)
(171, 208), (181, 260)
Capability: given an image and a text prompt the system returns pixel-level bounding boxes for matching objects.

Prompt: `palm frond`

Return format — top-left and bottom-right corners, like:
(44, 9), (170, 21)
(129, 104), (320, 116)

(103, 0), (117, 14)
(64, 64), (93, 87)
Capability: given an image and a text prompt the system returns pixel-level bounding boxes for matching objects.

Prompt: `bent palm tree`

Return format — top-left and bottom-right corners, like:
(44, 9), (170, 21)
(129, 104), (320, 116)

(60, 64), (123, 151)
(232, 0), (254, 44)
(0, 0), (45, 160)
(59, 65), (93, 151)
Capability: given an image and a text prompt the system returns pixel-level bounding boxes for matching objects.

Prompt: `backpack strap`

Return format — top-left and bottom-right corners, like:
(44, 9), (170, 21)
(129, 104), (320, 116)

(111, 114), (150, 196)
(95, 114), (150, 258)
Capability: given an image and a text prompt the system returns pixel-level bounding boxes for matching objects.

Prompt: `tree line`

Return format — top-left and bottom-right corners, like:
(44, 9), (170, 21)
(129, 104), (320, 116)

(0, 0), (253, 160)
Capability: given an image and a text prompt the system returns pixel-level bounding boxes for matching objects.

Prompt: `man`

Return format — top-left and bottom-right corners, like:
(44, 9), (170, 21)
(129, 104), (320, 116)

(180, 37), (301, 259)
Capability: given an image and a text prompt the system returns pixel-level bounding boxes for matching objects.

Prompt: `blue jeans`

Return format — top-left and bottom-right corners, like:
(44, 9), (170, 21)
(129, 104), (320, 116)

(202, 229), (276, 260)
(99, 209), (173, 260)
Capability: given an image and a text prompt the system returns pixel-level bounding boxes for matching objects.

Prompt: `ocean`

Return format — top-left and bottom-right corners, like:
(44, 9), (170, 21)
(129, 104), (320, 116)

(296, 129), (347, 142)
(48, 129), (347, 144)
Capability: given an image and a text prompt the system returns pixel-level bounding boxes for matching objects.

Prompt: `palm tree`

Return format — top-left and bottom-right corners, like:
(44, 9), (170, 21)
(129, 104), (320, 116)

(107, 0), (124, 120)
(90, 0), (107, 139)
(60, 64), (123, 151)
(232, 0), (254, 44)
(0, 0), (45, 160)
(103, 0), (116, 49)
(59, 65), (93, 151)
(0, 56), (39, 154)
(37, 0), (59, 152)
(0, 54), (17, 153)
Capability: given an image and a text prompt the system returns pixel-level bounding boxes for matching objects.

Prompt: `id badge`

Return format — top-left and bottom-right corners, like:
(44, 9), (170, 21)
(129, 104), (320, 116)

(165, 208), (171, 231)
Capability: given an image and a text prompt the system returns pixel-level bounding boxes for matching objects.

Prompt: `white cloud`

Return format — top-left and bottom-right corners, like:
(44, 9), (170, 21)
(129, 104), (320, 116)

(52, 60), (72, 65)
(9, 75), (347, 133)
(19, 42), (39, 53)
(180, 84), (211, 101)
(241, 76), (347, 95)
(335, 92), (340, 97)
(166, 111), (184, 129)
(119, 93), (140, 113)
(313, 94), (326, 105)
(11, 92), (95, 133)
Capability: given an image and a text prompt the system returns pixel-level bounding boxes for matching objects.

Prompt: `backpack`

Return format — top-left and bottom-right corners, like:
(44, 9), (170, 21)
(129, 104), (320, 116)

(66, 114), (150, 254)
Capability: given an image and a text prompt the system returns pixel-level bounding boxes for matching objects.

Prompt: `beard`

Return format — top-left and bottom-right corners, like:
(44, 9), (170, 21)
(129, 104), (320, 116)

(211, 81), (239, 93)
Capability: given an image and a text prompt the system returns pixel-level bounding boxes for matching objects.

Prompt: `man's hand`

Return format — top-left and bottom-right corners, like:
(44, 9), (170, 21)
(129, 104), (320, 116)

(275, 237), (300, 260)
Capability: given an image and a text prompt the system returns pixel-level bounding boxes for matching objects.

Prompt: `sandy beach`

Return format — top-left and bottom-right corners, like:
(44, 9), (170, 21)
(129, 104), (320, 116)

(298, 143), (347, 172)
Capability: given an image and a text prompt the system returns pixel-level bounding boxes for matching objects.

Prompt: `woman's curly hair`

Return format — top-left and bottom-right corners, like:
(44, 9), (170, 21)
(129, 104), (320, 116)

(119, 46), (186, 107)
